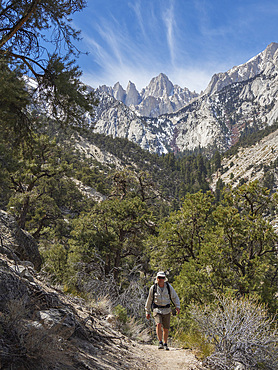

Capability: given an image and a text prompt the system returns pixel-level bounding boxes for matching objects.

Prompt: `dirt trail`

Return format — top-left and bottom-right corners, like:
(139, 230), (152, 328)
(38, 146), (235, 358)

(134, 343), (203, 370)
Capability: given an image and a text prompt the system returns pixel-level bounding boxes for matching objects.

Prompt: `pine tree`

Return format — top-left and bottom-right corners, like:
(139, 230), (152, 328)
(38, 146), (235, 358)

(0, 0), (97, 128)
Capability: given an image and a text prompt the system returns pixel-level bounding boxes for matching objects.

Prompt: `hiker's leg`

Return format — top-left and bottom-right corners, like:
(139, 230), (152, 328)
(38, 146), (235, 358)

(162, 313), (171, 344)
(156, 323), (163, 341)
(154, 313), (163, 342)
(163, 328), (169, 343)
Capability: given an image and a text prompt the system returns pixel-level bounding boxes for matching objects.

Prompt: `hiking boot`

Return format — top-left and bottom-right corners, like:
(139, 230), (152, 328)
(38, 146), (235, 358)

(158, 342), (164, 349)
(163, 343), (169, 350)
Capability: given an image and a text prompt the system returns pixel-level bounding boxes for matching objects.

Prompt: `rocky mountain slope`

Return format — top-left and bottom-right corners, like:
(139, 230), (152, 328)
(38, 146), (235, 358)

(0, 251), (149, 369)
(98, 73), (198, 117)
(90, 89), (174, 154)
(210, 127), (278, 191)
(167, 42), (278, 153)
(204, 42), (278, 96)
(90, 43), (278, 156)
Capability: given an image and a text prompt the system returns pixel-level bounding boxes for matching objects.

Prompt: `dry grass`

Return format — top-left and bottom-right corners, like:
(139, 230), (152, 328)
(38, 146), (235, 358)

(1, 298), (73, 368)
(91, 295), (112, 316)
(123, 317), (152, 342)
(191, 294), (278, 369)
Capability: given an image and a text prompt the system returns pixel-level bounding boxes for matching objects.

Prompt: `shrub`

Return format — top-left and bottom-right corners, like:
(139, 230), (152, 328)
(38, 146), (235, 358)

(121, 317), (151, 343)
(113, 304), (128, 325)
(169, 311), (214, 360)
(191, 294), (278, 369)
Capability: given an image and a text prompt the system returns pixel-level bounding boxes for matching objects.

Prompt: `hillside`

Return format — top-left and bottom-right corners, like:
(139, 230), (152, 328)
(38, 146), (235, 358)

(0, 210), (202, 369)
(210, 126), (278, 190)
(57, 128), (212, 203)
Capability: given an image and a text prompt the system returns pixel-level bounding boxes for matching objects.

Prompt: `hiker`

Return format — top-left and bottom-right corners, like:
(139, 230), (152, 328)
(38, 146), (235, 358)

(145, 271), (180, 350)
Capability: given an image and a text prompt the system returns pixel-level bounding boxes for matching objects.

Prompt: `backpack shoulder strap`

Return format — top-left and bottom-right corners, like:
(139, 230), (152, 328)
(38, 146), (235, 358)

(152, 283), (157, 298)
(152, 283), (157, 307)
(166, 281), (171, 296)
(166, 282), (174, 305)
(152, 282), (173, 305)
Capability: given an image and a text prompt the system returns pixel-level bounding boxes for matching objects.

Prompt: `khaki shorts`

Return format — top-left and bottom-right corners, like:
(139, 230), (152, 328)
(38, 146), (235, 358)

(153, 312), (171, 329)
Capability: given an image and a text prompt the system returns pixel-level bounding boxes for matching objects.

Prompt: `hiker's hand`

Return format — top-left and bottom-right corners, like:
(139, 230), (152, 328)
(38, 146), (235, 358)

(176, 308), (180, 315)
(146, 313), (150, 320)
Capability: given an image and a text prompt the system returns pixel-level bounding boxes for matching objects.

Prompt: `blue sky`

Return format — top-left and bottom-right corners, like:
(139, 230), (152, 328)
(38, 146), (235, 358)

(72, 0), (278, 93)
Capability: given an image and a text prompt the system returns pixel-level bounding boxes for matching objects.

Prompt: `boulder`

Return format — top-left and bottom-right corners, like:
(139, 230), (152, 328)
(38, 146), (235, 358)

(0, 258), (30, 310)
(38, 308), (76, 339)
(0, 210), (42, 269)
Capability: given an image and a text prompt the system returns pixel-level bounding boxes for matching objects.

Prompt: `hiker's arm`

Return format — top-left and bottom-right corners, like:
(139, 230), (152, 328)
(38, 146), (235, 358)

(145, 285), (154, 317)
(169, 285), (181, 313)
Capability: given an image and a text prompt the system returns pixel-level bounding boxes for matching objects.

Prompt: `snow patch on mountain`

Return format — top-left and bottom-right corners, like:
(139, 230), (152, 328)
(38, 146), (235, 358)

(89, 90), (174, 155)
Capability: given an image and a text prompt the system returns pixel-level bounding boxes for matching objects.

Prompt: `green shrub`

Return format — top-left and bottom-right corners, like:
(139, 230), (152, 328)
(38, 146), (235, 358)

(170, 312), (214, 360)
(113, 304), (128, 324)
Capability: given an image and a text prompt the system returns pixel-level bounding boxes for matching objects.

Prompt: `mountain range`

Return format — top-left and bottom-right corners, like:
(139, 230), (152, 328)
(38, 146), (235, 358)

(89, 42), (278, 156)
(98, 73), (199, 118)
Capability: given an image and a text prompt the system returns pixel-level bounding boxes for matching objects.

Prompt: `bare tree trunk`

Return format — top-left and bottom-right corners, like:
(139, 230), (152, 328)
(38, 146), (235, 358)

(18, 194), (30, 229)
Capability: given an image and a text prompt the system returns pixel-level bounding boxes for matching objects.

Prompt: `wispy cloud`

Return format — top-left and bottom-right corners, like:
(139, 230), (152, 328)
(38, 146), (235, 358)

(78, 0), (201, 90)
(78, 1), (272, 92)
(79, 6), (170, 90)
(128, 0), (147, 39)
(81, 24), (215, 93)
(162, 0), (176, 66)
(169, 67), (213, 92)
(80, 16), (162, 90)
(95, 18), (125, 66)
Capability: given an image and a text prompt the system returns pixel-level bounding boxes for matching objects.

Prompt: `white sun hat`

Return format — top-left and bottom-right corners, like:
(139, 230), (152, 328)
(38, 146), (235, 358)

(156, 271), (166, 278)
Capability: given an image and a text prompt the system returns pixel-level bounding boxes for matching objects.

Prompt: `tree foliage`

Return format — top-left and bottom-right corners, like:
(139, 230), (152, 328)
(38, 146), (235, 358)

(66, 171), (156, 290)
(0, 0), (97, 128)
(148, 191), (214, 275)
(0, 0), (84, 58)
(0, 60), (32, 143)
(149, 181), (278, 311)
(6, 133), (97, 242)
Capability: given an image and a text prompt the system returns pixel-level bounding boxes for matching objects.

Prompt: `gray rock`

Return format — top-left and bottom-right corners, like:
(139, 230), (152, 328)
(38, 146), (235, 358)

(0, 259), (29, 310)
(125, 81), (141, 106)
(38, 308), (76, 339)
(0, 210), (42, 269)
(91, 43), (278, 154)
(98, 73), (198, 118)
(10, 264), (35, 282)
(205, 42), (278, 95)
